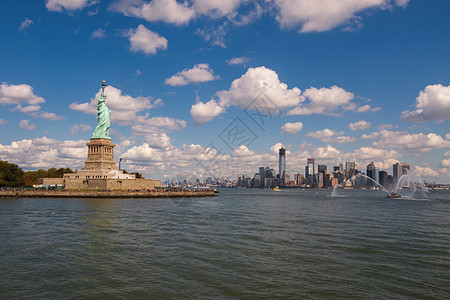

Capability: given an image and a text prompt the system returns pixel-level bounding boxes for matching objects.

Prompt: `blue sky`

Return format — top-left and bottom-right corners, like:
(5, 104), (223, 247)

(0, 0), (449, 182)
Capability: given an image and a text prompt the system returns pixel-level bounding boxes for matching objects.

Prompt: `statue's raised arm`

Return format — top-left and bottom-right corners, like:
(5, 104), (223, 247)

(91, 80), (111, 139)
(98, 81), (106, 103)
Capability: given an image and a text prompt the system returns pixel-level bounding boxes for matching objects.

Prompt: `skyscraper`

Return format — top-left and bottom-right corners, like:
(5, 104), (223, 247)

(259, 167), (265, 187)
(345, 161), (357, 178)
(318, 164), (328, 187)
(379, 170), (388, 188)
(119, 158), (127, 171)
(318, 164), (327, 175)
(306, 158), (315, 186)
(393, 162), (410, 187)
(279, 147), (286, 185)
(367, 161), (375, 185)
(373, 167), (379, 185)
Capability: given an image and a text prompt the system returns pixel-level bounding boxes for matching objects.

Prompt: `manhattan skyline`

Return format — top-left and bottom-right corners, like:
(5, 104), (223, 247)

(0, 0), (449, 182)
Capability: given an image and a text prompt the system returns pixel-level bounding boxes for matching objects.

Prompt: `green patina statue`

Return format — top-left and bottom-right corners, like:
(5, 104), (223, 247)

(91, 80), (111, 139)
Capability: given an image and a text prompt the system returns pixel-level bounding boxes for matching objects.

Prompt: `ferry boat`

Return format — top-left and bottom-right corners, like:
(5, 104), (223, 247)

(386, 192), (401, 198)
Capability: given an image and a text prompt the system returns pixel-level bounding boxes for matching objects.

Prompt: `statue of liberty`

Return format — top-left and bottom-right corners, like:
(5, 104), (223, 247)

(91, 80), (111, 139)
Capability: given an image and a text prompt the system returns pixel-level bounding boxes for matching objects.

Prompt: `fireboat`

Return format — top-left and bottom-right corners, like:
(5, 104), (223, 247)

(386, 192), (401, 198)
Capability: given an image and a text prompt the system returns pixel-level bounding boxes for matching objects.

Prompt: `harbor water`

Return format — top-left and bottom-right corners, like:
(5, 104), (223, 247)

(1, 189), (449, 299)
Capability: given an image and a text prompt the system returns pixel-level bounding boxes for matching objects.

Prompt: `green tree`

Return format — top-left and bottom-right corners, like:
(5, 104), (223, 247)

(0, 160), (25, 187)
(133, 172), (143, 178)
(24, 171), (39, 186)
(23, 167), (73, 185)
(56, 168), (73, 177)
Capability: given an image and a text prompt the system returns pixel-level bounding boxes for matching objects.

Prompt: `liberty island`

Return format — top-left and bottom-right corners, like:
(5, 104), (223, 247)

(0, 81), (215, 198)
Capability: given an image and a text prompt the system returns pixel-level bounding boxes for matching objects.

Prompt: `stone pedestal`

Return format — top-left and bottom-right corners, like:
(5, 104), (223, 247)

(83, 138), (116, 171)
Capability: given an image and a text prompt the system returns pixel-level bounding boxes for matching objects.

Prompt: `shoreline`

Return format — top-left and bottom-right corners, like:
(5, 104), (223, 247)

(0, 190), (217, 198)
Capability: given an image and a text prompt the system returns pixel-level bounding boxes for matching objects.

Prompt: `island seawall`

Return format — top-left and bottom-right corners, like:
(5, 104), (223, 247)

(0, 190), (217, 198)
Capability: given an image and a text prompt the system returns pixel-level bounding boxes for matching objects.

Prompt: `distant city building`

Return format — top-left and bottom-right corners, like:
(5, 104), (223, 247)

(356, 172), (365, 186)
(317, 164), (328, 188)
(283, 170), (290, 184)
(345, 161), (357, 178)
(254, 173), (261, 188)
(119, 158), (127, 171)
(379, 170), (388, 188)
(279, 147), (286, 185)
(318, 164), (327, 175)
(373, 167), (379, 186)
(306, 158), (315, 186)
(231, 156), (412, 190)
(331, 176), (339, 187)
(366, 162), (374, 181)
(367, 162), (379, 186)
(393, 162), (410, 186)
(265, 177), (274, 187)
(259, 167), (265, 187)
(294, 173), (305, 186)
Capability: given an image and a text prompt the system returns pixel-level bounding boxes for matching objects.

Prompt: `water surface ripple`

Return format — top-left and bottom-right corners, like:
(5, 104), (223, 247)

(1, 189), (449, 299)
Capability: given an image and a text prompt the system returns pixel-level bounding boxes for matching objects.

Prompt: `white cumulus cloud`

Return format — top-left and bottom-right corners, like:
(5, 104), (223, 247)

(0, 137), (90, 169)
(313, 145), (342, 160)
(442, 159), (450, 168)
(39, 112), (65, 121)
(19, 120), (36, 130)
(401, 84), (450, 122)
(127, 24), (168, 55)
(348, 147), (399, 170)
(273, 0), (409, 33)
(270, 143), (289, 155)
(0, 82), (63, 120)
(0, 82), (45, 106)
(307, 129), (356, 144)
(287, 85), (359, 116)
(352, 147), (398, 161)
(195, 22), (228, 48)
(415, 166), (439, 178)
(131, 130), (172, 150)
(109, 0), (195, 25)
(139, 117), (187, 130)
(362, 130), (450, 153)
(165, 64), (218, 86)
(232, 145), (256, 157)
(193, 0), (242, 18)
(281, 122), (303, 134)
(19, 18), (33, 31)
(69, 85), (162, 126)
(130, 117), (184, 150)
(227, 57), (250, 65)
(190, 99), (225, 125)
(91, 28), (105, 39)
(110, 0), (244, 24)
(349, 120), (371, 131)
(217, 66), (302, 110)
(70, 123), (92, 136)
(46, 0), (96, 12)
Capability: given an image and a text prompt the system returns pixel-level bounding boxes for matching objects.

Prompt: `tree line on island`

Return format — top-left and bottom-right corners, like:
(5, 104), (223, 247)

(0, 160), (142, 187)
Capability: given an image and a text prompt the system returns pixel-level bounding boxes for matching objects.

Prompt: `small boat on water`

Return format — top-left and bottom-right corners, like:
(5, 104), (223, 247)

(272, 186), (280, 191)
(386, 192), (401, 198)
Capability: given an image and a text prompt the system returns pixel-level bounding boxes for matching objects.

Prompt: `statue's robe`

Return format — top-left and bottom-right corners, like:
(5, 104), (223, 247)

(91, 90), (111, 139)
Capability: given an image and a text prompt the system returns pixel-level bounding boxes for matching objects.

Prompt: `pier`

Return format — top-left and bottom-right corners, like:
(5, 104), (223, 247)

(0, 189), (217, 198)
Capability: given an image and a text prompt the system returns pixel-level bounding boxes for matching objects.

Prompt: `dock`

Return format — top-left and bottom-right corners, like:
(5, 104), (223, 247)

(0, 189), (218, 198)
